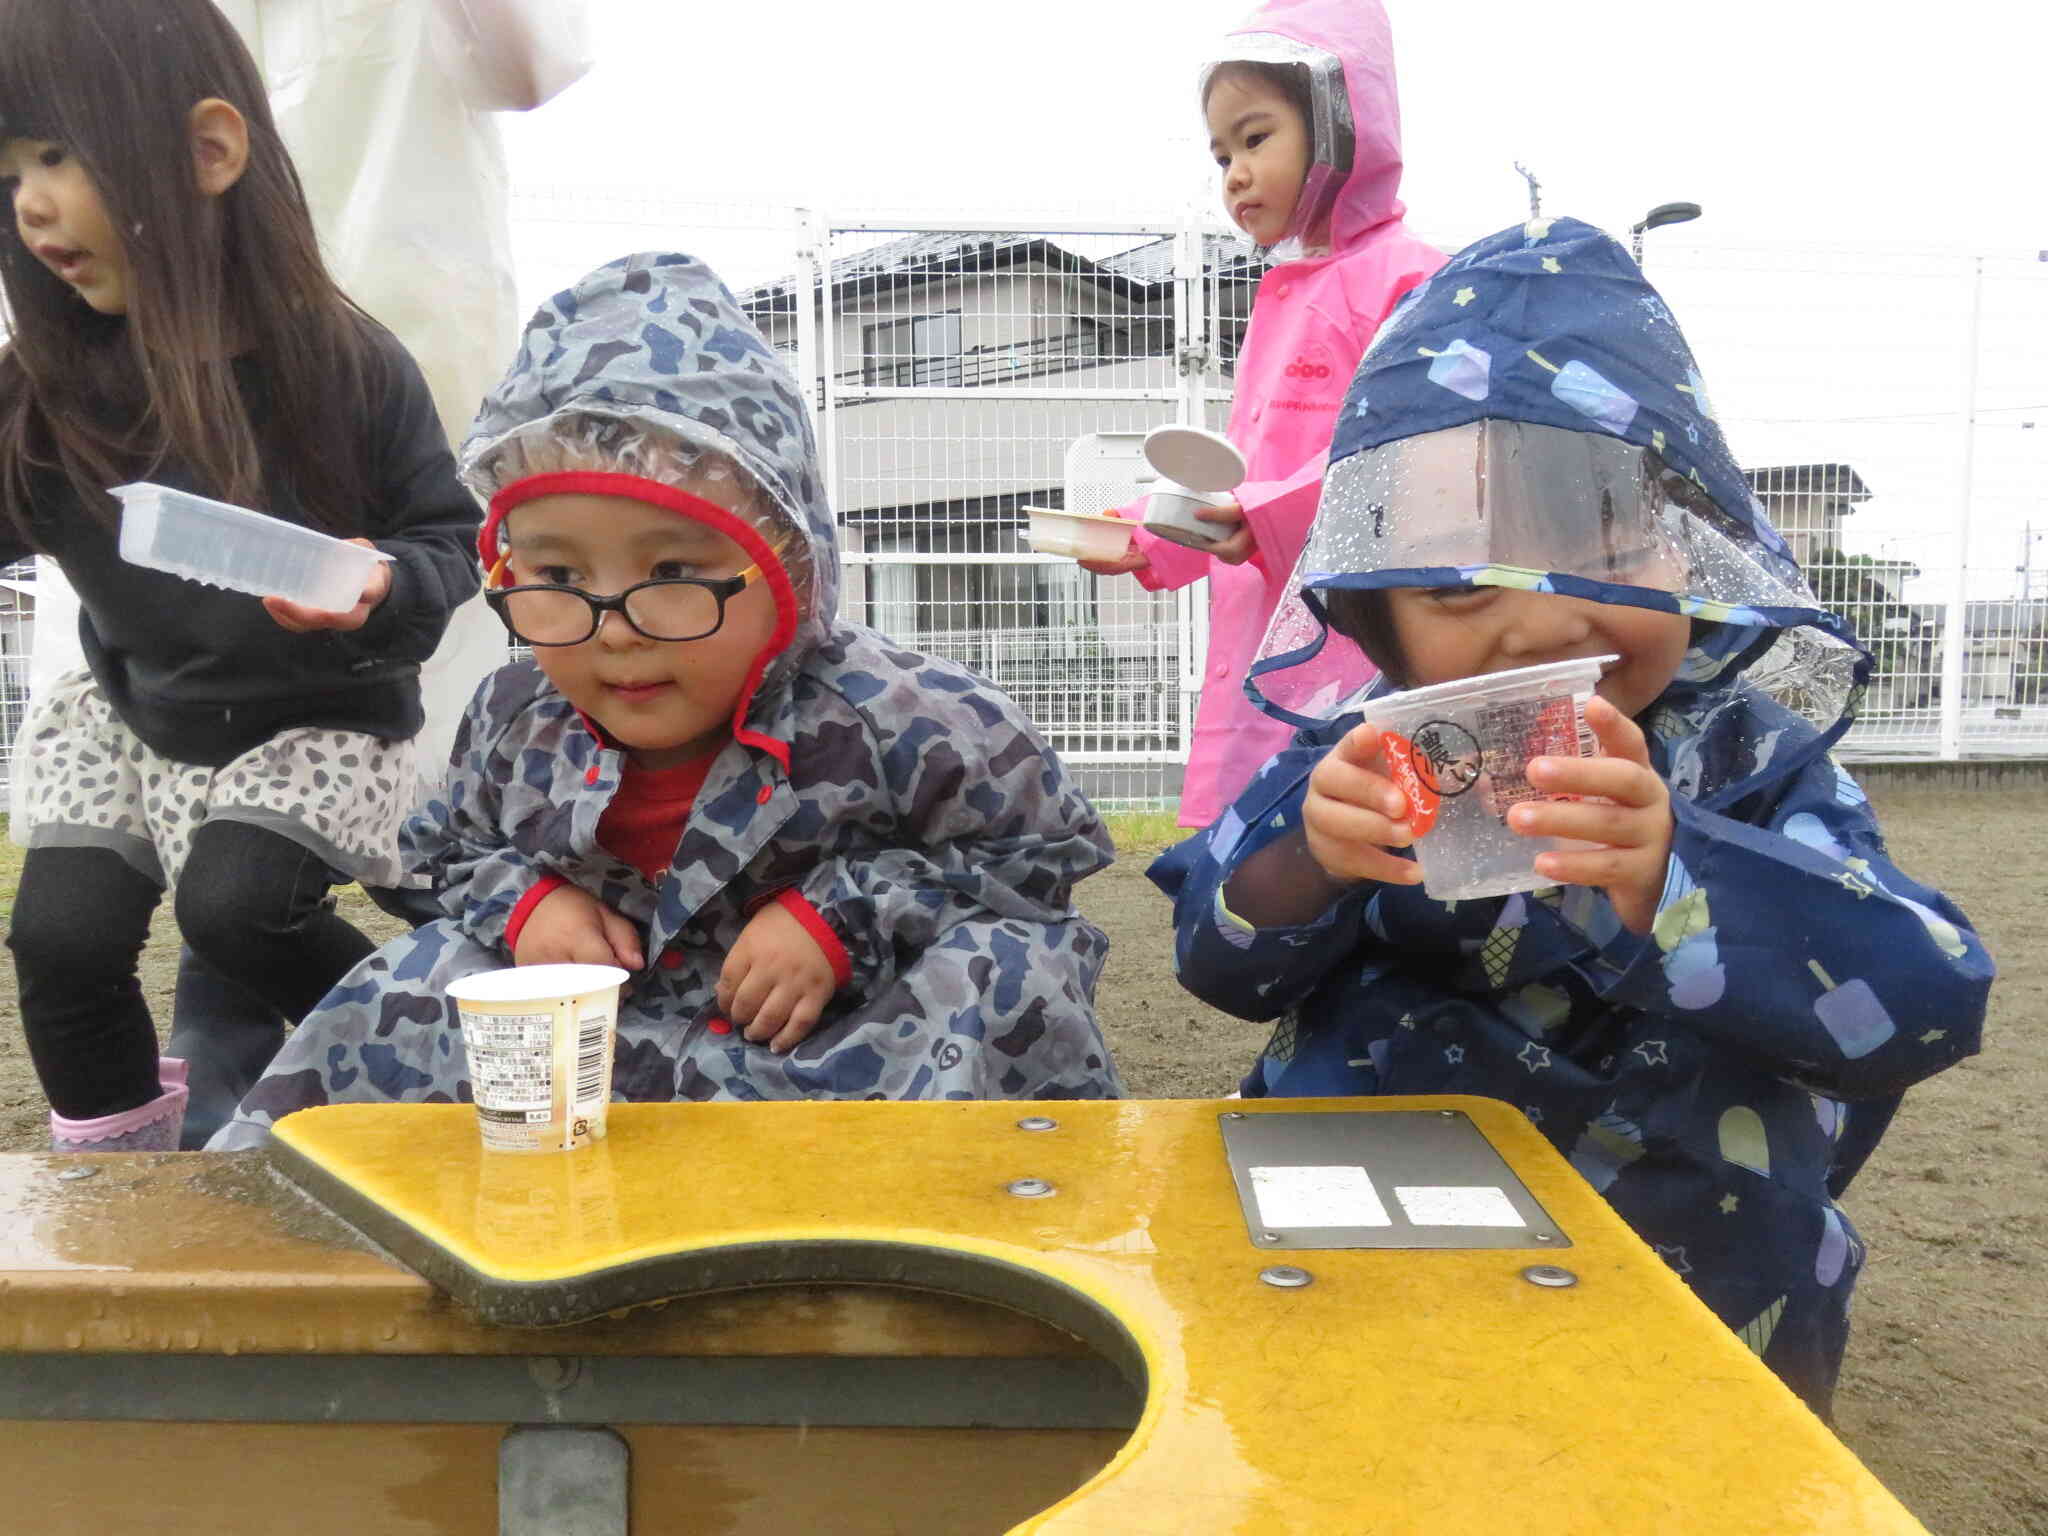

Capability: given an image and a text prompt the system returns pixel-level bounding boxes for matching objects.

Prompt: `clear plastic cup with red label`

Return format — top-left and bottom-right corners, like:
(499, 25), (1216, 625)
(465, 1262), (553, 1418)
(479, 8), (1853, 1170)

(447, 964), (627, 1153)
(1366, 655), (1615, 901)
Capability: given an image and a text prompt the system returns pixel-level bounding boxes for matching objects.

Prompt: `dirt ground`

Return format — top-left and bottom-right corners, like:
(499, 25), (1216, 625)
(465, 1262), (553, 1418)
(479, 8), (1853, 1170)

(1, 783), (2042, 1533)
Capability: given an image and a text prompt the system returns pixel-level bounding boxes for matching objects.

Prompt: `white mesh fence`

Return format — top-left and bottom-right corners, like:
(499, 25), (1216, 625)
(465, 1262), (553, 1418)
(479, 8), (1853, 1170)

(0, 576), (29, 775)
(3, 207), (2042, 807)
(791, 218), (1248, 809)
(1640, 243), (2048, 759)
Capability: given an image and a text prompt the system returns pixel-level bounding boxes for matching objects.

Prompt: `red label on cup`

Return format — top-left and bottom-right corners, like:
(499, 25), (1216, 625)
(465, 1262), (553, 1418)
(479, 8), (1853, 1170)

(1381, 731), (1442, 839)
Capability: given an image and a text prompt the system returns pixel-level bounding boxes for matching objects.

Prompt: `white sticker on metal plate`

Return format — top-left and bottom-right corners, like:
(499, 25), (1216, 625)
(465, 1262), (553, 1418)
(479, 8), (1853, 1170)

(1249, 1165), (1391, 1229)
(1394, 1184), (1525, 1228)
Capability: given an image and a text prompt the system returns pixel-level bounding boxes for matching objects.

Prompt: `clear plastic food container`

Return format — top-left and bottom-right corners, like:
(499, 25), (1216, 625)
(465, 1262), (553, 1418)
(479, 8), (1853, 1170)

(1366, 654), (1615, 901)
(113, 481), (391, 611)
(1023, 506), (1136, 562)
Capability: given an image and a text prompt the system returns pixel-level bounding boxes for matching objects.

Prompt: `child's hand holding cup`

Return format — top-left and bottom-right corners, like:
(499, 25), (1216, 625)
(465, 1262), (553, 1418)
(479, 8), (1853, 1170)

(1303, 722), (1426, 888)
(1360, 655), (1616, 902)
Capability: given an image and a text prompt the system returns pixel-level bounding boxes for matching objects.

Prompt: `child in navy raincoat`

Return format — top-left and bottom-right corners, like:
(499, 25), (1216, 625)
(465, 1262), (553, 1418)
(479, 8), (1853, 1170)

(1150, 218), (1992, 1413)
(213, 252), (1121, 1147)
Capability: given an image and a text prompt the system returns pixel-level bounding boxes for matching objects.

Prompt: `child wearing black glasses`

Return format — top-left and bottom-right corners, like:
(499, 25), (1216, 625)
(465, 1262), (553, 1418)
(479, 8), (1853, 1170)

(211, 252), (1121, 1146)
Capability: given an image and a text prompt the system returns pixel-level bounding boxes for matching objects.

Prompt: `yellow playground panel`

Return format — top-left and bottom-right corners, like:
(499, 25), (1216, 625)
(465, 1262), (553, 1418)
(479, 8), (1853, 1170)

(0, 1097), (1924, 1534)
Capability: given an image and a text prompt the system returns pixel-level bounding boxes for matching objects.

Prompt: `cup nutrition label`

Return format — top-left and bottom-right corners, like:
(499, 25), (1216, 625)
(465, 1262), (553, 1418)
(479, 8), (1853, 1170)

(468, 1011), (555, 1114)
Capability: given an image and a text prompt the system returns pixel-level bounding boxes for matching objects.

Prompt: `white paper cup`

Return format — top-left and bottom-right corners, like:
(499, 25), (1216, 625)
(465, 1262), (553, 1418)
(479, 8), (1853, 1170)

(1366, 656), (1615, 901)
(1141, 480), (1243, 550)
(447, 964), (628, 1154)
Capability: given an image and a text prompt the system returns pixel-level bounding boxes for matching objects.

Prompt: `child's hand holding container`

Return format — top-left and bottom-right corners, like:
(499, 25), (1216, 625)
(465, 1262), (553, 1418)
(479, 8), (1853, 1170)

(1342, 655), (1616, 902)
(113, 481), (394, 625)
(1139, 424), (1249, 554)
(1504, 692), (1678, 935)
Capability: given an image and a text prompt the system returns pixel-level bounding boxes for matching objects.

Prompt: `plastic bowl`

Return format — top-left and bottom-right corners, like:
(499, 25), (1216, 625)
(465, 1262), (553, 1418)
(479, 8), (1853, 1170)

(1142, 480), (1243, 549)
(1024, 506), (1136, 562)
(112, 481), (393, 611)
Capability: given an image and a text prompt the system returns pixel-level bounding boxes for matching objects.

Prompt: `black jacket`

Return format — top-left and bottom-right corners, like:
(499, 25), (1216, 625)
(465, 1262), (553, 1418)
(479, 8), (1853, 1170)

(2, 325), (479, 766)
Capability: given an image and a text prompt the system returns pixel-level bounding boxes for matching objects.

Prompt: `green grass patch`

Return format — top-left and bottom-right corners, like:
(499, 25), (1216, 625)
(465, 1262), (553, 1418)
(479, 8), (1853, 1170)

(1102, 808), (1188, 859)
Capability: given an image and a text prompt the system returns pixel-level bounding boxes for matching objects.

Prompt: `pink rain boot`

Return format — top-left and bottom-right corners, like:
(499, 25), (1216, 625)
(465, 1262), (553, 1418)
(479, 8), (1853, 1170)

(49, 1058), (190, 1153)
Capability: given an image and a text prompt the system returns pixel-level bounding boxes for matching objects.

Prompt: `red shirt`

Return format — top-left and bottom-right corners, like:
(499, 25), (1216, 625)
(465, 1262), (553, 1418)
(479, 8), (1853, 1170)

(596, 753), (717, 882)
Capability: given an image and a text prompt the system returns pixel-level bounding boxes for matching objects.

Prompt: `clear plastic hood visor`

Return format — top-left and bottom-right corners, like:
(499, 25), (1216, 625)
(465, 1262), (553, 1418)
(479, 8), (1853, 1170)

(1297, 419), (1816, 609)
(1248, 419), (1845, 726)
(1201, 32), (1354, 257)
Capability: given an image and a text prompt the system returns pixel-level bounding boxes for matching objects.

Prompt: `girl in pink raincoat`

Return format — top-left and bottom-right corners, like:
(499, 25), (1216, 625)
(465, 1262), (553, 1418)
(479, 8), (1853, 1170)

(1083, 0), (1442, 828)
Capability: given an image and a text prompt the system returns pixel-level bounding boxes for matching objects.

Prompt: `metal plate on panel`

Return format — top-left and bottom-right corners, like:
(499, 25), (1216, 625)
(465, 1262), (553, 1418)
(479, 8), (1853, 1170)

(1219, 1111), (1569, 1250)
(500, 1426), (628, 1536)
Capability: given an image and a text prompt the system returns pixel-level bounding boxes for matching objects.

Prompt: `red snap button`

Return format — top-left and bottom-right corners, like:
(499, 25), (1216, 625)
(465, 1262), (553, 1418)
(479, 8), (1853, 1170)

(659, 951), (684, 970)
(756, 784), (773, 804)
(584, 763), (600, 786)
(706, 1017), (734, 1035)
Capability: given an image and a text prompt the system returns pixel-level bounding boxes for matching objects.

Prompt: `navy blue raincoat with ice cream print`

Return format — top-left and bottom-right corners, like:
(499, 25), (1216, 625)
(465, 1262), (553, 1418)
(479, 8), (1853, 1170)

(1152, 219), (1993, 1412)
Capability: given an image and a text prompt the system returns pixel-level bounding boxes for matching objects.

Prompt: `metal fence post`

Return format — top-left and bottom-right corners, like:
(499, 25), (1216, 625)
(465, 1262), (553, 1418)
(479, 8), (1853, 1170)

(793, 207), (821, 434)
(1174, 203), (1210, 773)
(1174, 206), (1205, 429)
(1939, 256), (1984, 760)
(811, 209), (841, 534)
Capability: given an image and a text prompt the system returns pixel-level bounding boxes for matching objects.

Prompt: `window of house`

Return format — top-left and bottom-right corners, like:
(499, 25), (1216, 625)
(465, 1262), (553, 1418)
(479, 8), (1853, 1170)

(867, 521), (1092, 657)
(863, 311), (962, 387)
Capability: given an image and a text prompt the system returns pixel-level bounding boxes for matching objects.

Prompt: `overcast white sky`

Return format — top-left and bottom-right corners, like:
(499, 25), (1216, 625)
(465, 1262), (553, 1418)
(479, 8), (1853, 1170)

(501, 0), (2048, 598)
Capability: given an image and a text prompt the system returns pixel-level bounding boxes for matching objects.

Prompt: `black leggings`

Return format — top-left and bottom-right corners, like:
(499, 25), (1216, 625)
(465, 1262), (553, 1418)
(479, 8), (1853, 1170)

(7, 820), (375, 1119)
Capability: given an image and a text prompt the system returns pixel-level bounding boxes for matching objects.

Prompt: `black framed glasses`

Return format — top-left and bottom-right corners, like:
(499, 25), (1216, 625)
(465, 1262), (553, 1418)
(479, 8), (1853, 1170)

(485, 565), (762, 646)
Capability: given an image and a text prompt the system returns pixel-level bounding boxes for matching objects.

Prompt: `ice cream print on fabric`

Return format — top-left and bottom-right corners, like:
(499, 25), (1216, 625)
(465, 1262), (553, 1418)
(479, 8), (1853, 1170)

(1156, 215), (1996, 1419)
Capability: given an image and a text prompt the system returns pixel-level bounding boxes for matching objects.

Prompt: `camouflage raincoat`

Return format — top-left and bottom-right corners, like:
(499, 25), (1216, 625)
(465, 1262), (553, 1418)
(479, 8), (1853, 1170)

(213, 253), (1119, 1147)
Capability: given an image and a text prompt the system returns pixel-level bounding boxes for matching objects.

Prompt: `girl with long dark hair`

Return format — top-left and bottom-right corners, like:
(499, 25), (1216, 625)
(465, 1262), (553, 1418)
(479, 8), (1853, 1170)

(0, 0), (479, 1150)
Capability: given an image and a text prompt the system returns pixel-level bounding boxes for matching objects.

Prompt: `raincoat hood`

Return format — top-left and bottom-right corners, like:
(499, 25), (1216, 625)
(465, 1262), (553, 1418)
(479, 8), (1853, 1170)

(1206, 0), (1407, 259)
(461, 252), (838, 729)
(1251, 217), (1868, 810)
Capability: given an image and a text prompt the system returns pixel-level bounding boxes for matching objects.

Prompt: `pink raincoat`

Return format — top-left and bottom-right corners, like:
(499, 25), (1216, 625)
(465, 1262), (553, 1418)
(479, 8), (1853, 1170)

(1129, 0), (1443, 826)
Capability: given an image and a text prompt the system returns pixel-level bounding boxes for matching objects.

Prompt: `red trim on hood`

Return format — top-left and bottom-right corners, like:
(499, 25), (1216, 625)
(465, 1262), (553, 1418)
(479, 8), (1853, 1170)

(484, 470), (799, 772)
